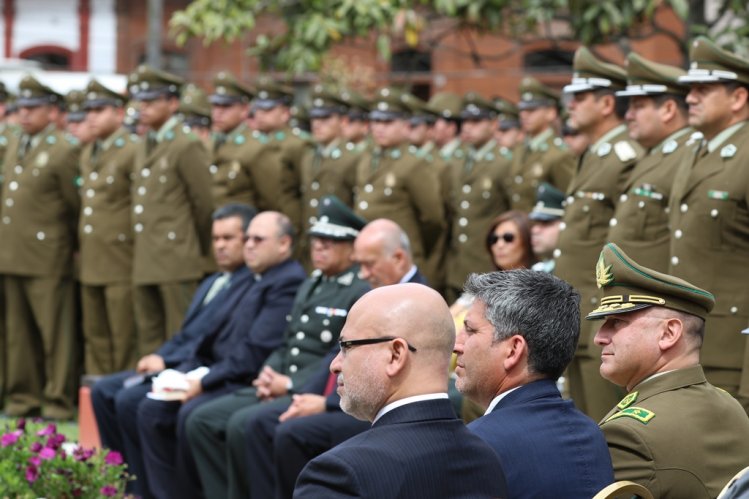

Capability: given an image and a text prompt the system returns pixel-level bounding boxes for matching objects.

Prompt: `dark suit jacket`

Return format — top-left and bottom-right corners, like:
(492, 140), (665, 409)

(468, 379), (613, 498)
(294, 398), (508, 498)
(156, 266), (251, 367)
(177, 258), (306, 390)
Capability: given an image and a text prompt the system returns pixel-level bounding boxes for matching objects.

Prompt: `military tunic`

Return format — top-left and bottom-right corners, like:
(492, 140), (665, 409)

(669, 121), (749, 407)
(506, 128), (575, 212)
(600, 366), (749, 498)
(354, 144), (445, 271)
(210, 123), (278, 209)
(445, 138), (511, 301)
(607, 127), (694, 272)
(272, 127), (314, 234)
(554, 124), (644, 420)
(131, 117), (214, 357)
(0, 124), (81, 418)
(79, 127), (139, 374)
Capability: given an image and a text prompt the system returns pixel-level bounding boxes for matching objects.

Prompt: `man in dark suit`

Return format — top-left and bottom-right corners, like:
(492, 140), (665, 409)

(294, 283), (507, 498)
(90, 203), (256, 496)
(135, 211), (306, 499)
(454, 270), (614, 498)
(238, 218), (429, 499)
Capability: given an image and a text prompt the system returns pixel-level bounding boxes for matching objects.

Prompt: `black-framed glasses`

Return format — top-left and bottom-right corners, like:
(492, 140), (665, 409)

(339, 336), (417, 353)
(488, 232), (516, 245)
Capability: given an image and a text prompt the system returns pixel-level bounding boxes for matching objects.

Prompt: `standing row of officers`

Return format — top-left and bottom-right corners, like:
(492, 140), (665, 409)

(0, 34), (747, 423)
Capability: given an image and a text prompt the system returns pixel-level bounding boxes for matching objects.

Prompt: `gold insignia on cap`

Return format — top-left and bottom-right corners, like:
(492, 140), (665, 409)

(596, 253), (614, 289)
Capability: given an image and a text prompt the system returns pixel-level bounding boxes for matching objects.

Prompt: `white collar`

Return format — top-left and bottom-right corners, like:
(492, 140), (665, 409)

(373, 393), (448, 424)
(399, 265), (418, 284)
(484, 386), (522, 415)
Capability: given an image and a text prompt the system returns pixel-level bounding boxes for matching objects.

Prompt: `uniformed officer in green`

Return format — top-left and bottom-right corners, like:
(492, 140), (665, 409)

(254, 76), (313, 234)
(65, 89), (94, 144)
(670, 37), (749, 411)
(589, 243), (749, 498)
(129, 65), (214, 358)
(607, 53), (693, 272)
(508, 76), (574, 212)
(79, 79), (139, 375)
(178, 83), (212, 147)
(402, 93), (451, 294)
(555, 47), (644, 420)
(186, 195), (371, 498)
(444, 92), (511, 303)
(427, 91), (463, 162)
(354, 87), (445, 276)
(493, 96), (524, 151)
(208, 71), (272, 210)
(529, 182), (565, 274)
(0, 75), (81, 418)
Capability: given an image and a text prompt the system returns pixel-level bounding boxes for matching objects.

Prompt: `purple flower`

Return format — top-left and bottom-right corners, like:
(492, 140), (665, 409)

(36, 423), (57, 436)
(30, 441), (43, 453)
(100, 485), (118, 496)
(39, 447), (56, 460)
(104, 450), (123, 466)
(73, 446), (95, 462)
(28, 456), (41, 466)
(46, 433), (66, 449)
(1, 430), (22, 447)
(25, 464), (39, 483)
(16, 418), (26, 430)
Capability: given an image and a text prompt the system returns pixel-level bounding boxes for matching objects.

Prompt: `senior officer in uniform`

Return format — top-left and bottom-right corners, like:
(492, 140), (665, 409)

(494, 96), (524, 150)
(353, 87), (444, 275)
(590, 243), (749, 498)
(444, 93), (511, 303)
(186, 196), (370, 498)
(79, 80), (139, 374)
(0, 76), (81, 419)
(555, 47), (644, 420)
(129, 65), (214, 358)
(607, 54), (693, 273)
(670, 37), (749, 412)
(508, 77), (574, 212)
(209, 71), (273, 209)
(255, 76), (313, 234)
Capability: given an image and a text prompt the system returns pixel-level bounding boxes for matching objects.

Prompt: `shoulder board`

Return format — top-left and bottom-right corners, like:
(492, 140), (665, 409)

(662, 139), (678, 155)
(686, 131), (704, 146)
(337, 272), (355, 286)
(605, 406), (655, 425)
(614, 141), (637, 162)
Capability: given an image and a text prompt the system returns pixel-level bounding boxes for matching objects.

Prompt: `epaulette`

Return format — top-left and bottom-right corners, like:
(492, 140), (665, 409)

(686, 131), (704, 146)
(605, 406), (655, 425)
(614, 141), (637, 162)
(662, 139), (678, 155)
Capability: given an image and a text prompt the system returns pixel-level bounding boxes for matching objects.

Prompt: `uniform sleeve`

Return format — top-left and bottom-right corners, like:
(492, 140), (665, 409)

(177, 139), (214, 256)
(406, 159), (445, 256)
(601, 421), (658, 496)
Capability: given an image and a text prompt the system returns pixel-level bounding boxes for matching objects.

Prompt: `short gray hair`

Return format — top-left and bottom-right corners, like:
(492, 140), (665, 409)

(464, 270), (580, 379)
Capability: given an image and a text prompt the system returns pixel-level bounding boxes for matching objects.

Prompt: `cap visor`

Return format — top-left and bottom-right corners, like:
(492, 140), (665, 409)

(586, 303), (653, 320)
(209, 95), (242, 105)
(529, 211), (561, 222)
(563, 82), (597, 94)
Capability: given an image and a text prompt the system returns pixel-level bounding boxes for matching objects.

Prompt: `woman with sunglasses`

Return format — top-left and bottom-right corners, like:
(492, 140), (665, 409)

(484, 210), (537, 271)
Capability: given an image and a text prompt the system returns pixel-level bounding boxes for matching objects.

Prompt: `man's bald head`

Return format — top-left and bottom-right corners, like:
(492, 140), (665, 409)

(353, 219), (414, 288)
(331, 283), (454, 421)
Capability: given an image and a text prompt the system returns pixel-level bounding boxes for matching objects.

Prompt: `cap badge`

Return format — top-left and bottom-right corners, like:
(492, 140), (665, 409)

(596, 253), (614, 289)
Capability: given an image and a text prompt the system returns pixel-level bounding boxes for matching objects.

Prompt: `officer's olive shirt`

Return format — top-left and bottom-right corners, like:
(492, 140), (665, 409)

(506, 127), (575, 212)
(274, 127), (315, 231)
(79, 127), (138, 285)
(0, 123), (80, 277)
(131, 116), (213, 285)
(669, 120), (749, 379)
(607, 127), (693, 273)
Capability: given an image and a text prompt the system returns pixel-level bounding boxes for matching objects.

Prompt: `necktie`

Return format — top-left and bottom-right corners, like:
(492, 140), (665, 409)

(203, 273), (230, 305)
(323, 372), (338, 396)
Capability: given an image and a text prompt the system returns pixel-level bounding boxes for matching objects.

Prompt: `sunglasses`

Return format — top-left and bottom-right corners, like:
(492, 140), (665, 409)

(488, 232), (516, 245)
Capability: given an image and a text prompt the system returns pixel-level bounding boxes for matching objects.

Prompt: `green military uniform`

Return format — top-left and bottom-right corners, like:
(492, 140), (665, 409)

(529, 182), (565, 274)
(0, 76), (80, 418)
(186, 195), (371, 497)
(208, 72), (276, 209)
(130, 66), (214, 358)
(445, 93), (511, 302)
(507, 77), (574, 212)
(79, 80), (138, 374)
(65, 89), (86, 124)
(669, 38), (749, 409)
(588, 243), (749, 498)
(340, 88), (371, 154)
(178, 84), (212, 130)
(555, 48), (645, 420)
(607, 54), (694, 273)
(354, 88), (445, 273)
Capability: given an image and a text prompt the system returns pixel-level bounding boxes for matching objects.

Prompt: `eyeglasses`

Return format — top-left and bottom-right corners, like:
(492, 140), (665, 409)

(488, 232), (516, 245)
(339, 336), (417, 353)
(244, 235), (267, 245)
